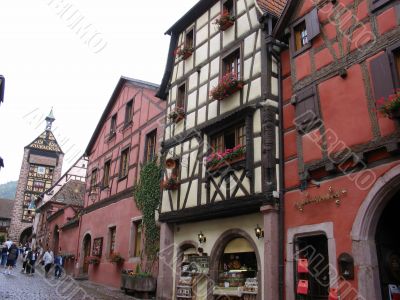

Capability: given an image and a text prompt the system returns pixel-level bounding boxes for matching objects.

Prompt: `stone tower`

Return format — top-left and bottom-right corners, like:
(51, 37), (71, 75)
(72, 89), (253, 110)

(8, 109), (63, 243)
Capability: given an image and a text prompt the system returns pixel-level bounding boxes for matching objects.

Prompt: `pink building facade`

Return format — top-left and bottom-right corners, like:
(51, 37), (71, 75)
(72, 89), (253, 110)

(76, 77), (165, 288)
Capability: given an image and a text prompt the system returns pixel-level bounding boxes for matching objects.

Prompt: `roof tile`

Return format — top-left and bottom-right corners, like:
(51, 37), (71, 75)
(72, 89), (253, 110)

(257, 0), (287, 17)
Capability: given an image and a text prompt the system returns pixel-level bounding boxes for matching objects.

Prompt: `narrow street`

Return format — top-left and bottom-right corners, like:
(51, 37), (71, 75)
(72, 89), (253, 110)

(0, 260), (135, 300)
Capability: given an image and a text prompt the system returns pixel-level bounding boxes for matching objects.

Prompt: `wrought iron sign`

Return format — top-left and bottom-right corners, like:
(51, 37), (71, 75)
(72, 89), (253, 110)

(295, 186), (347, 212)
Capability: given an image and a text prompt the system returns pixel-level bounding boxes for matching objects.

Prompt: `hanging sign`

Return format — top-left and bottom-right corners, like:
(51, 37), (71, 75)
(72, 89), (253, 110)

(295, 186), (347, 212)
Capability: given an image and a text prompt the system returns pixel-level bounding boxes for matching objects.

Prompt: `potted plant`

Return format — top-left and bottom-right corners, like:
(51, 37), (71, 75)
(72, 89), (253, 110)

(121, 266), (157, 297)
(168, 106), (186, 123)
(109, 252), (125, 265)
(161, 177), (180, 190)
(376, 90), (400, 120)
(85, 256), (100, 265)
(214, 11), (235, 31)
(206, 144), (246, 171)
(59, 252), (75, 261)
(174, 46), (193, 60)
(210, 73), (244, 101)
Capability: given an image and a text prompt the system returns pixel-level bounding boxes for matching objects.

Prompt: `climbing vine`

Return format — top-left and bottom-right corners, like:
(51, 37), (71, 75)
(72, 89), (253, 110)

(133, 160), (162, 272)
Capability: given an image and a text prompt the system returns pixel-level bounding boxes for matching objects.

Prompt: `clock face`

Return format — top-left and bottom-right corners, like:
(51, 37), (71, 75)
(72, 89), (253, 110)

(37, 166), (46, 175)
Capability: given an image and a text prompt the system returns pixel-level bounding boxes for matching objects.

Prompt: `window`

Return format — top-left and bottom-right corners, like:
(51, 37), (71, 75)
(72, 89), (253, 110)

(90, 169), (98, 190)
(109, 227), (116, 255)
(370, 45), (400, 101)
(33, 180), (45, 192)
(223, 49), (241, 79)
(291, 8), (320, 56)
(102, 160), (111, 188)
(177, 84), (186, 109)
(292, 85), (321, 134)
(110, 114), (117, 136)
(144, 130), (157, 162)
(124, 100), (133, 126)
(210, 123), (246, 152)
(294, 235), (329, 298)
(130, 221), (142, 257)
(371, 0), (393, 11)
(185, 29), (194, 49)
(294, 21), (308, 51)
(119, 148), (129, 178)
(223, 0), (234, 16)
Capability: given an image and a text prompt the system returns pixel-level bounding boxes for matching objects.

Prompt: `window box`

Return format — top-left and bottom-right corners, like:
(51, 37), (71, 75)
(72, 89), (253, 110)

(376, 89), (400, 120)
(168, 106), (186, 123)
(214, 12), (235, 31)
(206, 145), (246, 171)
(121, 270), (156, 294)
(210, 73), (244, 101)
(109, 253), (125, 265)
(161, 177), (180, 190)
(85, 256), (100, 265)
(175, 46), (193, 60)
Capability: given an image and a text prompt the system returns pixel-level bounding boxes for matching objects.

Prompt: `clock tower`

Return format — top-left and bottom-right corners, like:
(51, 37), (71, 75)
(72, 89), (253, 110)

(8, 109), (64, 244)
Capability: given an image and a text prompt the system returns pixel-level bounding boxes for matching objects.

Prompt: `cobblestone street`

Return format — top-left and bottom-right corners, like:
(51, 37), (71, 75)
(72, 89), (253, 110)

(0, 260), (136, 300)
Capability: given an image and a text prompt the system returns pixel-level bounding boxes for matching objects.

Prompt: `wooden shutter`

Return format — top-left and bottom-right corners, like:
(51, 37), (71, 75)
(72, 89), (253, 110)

(294, 85), (320, 133)
(371, 0), (392, 11)
(370, 53), (395, 100)
(305, 8), (320, 41)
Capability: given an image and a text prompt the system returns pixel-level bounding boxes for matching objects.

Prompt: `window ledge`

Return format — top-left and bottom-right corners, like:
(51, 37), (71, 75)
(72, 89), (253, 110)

(118, 175), (128, 182)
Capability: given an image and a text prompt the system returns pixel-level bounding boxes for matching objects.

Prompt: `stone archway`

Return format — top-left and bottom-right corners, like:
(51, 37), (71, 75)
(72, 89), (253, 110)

(209, 229), (262, 300)
(351, 164), (400, 300)
(19, 226), (32, 246)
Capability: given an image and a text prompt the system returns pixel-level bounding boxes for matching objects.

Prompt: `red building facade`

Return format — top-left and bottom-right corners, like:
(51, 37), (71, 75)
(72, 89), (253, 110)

(76, 77), (165, 288)
(274, 0), (400, 299)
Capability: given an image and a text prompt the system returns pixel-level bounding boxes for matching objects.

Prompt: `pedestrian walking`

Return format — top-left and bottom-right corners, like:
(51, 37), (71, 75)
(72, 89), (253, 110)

(5, 243), (18, 275)
(21, 247), (30, 273)
(42, 248), (54, 278)
(26, 248), (37, 276)
(54, 254), (63, 278)
(0, 243), (8, 267)
(5, 239), (12, 249)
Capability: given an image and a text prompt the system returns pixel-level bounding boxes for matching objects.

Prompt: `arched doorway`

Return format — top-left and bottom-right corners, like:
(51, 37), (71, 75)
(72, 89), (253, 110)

(53, 225), (59, 255)
(19, 226), (33, 246)
(352, 164), (400, 300)
(209, 229), (261, 300)
(82, 234), (91, 274)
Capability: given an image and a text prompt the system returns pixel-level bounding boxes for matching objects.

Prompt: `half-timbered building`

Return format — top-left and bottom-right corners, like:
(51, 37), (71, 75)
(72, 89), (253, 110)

(76, 77), (165, 288)
(273, 0), (400, 299)
(156, 1), (283, 299)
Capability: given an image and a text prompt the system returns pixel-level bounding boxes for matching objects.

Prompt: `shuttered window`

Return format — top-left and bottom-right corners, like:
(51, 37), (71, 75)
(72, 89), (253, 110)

(144, 130), (157, 162)
(291, 8), (320, 57)
(119, 148), (129, 178)
(370, 46), (400, 101)
(371, 0), (393, 11)
(102, 160), (111, 188)
(293, 85), (321, 134)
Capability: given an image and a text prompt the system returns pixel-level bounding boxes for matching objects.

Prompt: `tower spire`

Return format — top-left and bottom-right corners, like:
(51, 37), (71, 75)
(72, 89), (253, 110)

(45, 108), (55, 131)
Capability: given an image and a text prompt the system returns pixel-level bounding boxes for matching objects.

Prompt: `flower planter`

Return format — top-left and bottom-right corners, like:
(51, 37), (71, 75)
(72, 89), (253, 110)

(168, 108), (185, 123)
(210, 73), (244, 101)
(181, 51), (192, 60)
(121, 274), (156, 299)
(161, 179), (180, 190)
(175, 47), (193, 60)
(388, 109), (400, 120)
(219, 19), (234, 31)
(207, 154), (245, 172)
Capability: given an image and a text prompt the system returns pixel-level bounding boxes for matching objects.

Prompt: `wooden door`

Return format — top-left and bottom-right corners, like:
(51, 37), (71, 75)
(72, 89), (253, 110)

(83, 235), (91, 274)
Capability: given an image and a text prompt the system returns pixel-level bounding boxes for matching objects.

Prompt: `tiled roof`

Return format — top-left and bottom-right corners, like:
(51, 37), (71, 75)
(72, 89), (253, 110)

(0, 198), (14, 219)
(257, 0), (287, 17)
(52, 180), (85, 207)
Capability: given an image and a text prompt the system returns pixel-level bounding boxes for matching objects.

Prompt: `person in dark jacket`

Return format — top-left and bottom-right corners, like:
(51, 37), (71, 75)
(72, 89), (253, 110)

(54, 254), (63, 278)
(1, 243), (8, 267)
(5, 243), (18, 275)
(26, 248), (37, 275)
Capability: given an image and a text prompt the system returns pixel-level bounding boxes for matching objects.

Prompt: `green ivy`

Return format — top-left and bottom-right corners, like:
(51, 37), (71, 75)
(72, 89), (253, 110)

(133, 160), (162, 272)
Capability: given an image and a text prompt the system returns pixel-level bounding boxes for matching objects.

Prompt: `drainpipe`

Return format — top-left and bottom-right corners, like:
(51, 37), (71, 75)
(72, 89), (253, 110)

(266, 35), (286, 300)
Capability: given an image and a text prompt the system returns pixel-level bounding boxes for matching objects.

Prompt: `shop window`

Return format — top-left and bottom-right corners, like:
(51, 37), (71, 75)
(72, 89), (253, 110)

(370, 45), (400, 101)
(292, 85), (321, 134)
(216, 238), (258, 295)
(291, 8), (320, 56)
(144, 130), (157, 162)
(185, 29), (194, 50)
(102, 160), (111, 188)
(90, 169), (98, 191)
(294, 234), (329, 299)
(110, 113), (117, 137)
(223, 48), (241, 79)
(371, 0), (393, 11)
(210, 123), (246, 153)
(130, 220), (142, 257)
(108, 226), (116, 255)
(124, 99), (133, 126)
(177, 83), (186, 109)
(119, 148), (129, 178)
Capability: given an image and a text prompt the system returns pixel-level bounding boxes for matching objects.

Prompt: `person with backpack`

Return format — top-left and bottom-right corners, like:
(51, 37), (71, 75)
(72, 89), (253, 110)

(54, 253), (63, 278)
(26, 248), (37, 276)
(5, 243), (18, 275)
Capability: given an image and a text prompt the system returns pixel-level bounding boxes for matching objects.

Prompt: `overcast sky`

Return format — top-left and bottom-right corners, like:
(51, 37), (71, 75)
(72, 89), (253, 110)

(0, 0), (198, 184)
